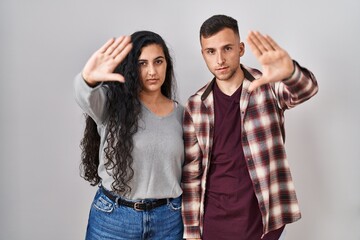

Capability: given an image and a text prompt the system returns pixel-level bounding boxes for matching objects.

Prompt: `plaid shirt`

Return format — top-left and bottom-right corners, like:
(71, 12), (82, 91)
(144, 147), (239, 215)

(181, 61), (318, 239)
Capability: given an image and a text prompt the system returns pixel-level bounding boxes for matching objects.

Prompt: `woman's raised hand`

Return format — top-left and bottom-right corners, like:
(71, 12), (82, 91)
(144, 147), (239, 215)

(82, 36), (133, 86)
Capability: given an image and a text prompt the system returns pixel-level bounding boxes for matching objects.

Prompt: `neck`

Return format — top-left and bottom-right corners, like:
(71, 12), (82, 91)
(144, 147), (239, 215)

(139, 90), (164, 105)
(216, 67), (244, 96)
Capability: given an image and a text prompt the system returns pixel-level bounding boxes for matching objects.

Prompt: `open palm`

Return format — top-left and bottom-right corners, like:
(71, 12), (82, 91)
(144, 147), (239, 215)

(246, 31), (294, 92)
(82, 36), (133, 86)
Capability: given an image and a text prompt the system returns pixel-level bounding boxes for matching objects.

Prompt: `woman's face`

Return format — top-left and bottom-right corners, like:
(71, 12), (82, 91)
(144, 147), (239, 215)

(138, 44), (167, 94)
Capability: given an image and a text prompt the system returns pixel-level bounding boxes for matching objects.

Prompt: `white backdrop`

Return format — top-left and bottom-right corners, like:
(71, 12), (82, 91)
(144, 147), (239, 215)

(1, 0), (359, 239)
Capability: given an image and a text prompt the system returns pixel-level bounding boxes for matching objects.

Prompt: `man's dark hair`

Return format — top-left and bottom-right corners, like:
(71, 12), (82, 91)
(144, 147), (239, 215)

(200, 14), (239, 39)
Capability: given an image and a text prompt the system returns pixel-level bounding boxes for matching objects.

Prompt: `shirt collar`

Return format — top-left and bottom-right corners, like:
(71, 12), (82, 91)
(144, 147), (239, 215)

(201, 64), (255, 101)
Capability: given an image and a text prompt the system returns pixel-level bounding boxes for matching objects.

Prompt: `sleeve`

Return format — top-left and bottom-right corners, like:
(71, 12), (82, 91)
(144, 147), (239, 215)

(273, 60), (319, 110)
(73, 73), (108, 125)
(181, 102), (203, 239)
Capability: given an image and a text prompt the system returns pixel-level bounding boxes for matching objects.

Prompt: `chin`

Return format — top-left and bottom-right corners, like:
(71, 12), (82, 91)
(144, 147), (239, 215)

(215, 75), (230, 81)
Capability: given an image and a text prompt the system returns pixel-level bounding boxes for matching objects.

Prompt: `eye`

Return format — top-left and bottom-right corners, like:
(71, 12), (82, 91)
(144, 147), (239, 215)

(155, 59), (164, 65)
(138, 61), (147, 67)
(225, 46), (232, 51)
(206, 49), (215, 55)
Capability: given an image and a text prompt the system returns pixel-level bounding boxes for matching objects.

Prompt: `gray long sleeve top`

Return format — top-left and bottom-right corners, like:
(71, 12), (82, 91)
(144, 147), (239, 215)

(74, 74), (184, 200)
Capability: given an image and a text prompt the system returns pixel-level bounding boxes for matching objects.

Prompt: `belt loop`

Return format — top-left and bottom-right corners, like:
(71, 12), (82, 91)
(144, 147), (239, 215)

(115, 196), (120, 207)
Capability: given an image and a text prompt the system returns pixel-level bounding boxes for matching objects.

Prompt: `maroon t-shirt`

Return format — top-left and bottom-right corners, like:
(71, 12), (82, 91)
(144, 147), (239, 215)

(203, 82), (284, 240)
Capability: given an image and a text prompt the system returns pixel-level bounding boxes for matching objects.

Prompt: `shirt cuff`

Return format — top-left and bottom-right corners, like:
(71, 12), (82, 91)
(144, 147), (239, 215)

(78, 73), (103, 91)
(282, 60), (300, 85)
(183, 225), (201, 239)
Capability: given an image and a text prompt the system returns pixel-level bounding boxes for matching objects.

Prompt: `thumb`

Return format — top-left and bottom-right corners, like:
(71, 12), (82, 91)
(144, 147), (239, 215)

(248, 79), (264, 92)
(106, 73), (126, 83)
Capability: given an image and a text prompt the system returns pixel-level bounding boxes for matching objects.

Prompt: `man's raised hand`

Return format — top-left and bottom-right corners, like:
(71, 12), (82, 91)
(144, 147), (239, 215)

(246, 31), (294, 92)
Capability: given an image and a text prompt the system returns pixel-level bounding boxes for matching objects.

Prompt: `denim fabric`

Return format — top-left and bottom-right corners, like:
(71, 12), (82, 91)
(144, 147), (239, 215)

(85, 188), (183, 240)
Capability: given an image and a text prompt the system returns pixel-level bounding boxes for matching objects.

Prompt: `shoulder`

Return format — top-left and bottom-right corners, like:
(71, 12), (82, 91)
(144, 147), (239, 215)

(173, 101), (184, 112)
(241, 64), (263, 80)
(171, 100), (184, 118)
(186, 82), (211, 105)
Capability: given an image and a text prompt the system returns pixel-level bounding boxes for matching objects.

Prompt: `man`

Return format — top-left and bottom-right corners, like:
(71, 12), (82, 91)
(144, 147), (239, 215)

(181, 15), (318, 240)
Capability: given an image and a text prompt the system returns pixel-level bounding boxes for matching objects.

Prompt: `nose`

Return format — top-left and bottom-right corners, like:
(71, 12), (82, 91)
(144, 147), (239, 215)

(217, 52), (225, 65)
(147, 64), (156, 77)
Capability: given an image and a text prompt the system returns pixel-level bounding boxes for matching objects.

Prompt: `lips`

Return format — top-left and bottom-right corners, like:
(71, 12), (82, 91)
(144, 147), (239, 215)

(216, 66), (229, 72)
(146, 79), (159, 84)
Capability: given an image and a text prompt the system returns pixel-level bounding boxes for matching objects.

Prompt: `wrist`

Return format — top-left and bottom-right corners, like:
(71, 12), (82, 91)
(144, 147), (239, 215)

(284, 61), (296, 80)
(81, 72), (98, 87)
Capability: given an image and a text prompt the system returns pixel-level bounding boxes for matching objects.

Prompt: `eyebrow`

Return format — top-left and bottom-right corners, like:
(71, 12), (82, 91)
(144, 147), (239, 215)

(204, 43), (235, 51)
(138, 56), (165, 62)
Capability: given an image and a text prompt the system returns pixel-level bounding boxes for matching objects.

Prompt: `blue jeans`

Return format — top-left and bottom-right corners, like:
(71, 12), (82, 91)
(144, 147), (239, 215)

(85, 188), (183, 240)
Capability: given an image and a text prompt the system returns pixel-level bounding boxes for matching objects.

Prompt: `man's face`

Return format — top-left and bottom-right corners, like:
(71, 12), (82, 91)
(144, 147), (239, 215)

(201, 28), (244, 82)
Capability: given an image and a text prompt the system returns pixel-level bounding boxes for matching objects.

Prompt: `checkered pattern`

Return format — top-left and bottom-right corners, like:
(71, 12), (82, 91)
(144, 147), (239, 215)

(181, 62), (318, 239)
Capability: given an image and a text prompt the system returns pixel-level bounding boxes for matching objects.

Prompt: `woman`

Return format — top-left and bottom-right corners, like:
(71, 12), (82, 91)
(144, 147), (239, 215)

(74, 31), (184, 240)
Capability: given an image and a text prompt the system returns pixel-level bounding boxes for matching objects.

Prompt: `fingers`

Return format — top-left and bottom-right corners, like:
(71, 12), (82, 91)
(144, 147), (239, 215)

(246, 31), (293, 92)
(264, 34), (281, 51)
(246, 31), (261, 58)
(106, 73), (126, 83)
(109, 36), (132, 59)
(247, 31), (277, 56)
(102, 36), (125, 55)
(98, 38), (116, 54)
(100, 36), (131, 59)
(114, 41), (133, 63)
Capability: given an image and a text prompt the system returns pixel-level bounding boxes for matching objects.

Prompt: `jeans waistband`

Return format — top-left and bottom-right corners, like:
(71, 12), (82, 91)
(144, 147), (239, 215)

(101, 186), (171, 211)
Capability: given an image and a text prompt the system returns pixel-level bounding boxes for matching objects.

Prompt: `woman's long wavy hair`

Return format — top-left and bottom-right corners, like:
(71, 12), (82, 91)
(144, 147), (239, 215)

(80, 31), (176, 195)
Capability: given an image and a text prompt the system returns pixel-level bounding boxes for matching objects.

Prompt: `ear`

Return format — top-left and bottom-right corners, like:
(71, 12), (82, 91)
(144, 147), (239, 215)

(239, 42), (245, 57)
